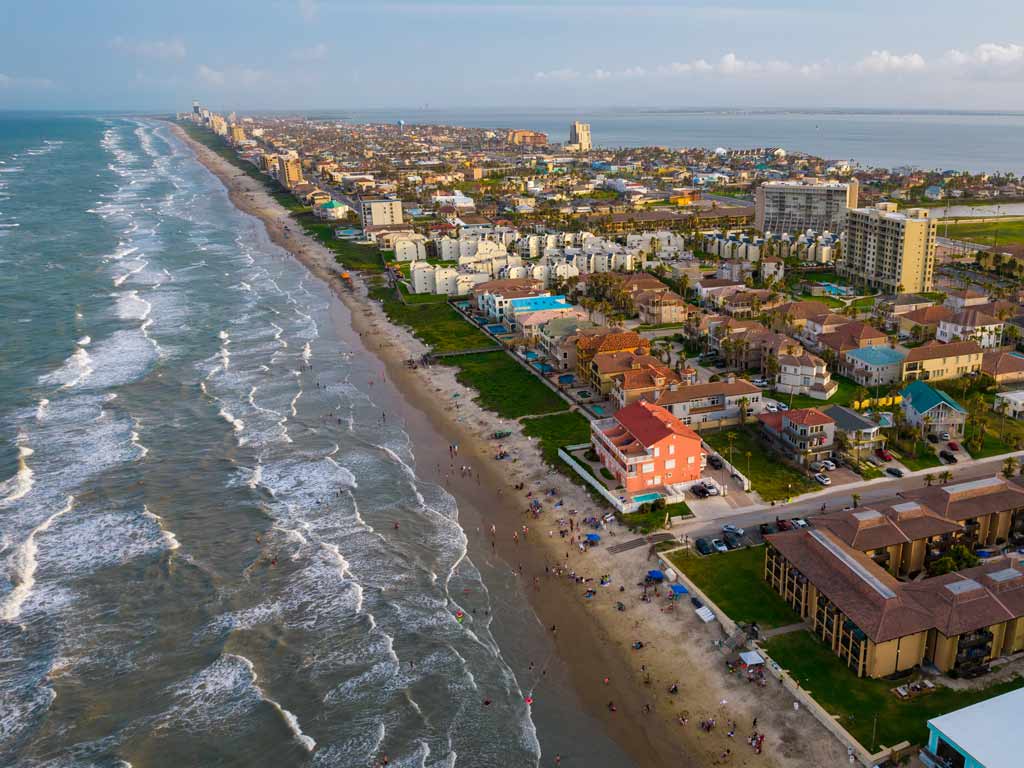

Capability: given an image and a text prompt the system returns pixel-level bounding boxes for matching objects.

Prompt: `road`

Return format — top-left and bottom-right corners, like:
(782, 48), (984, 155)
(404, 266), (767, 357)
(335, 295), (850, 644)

(675, 451), (1020, 542)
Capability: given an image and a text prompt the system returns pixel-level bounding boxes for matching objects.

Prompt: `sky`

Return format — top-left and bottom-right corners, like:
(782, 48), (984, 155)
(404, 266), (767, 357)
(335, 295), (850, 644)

(2, 0), (1024, 112)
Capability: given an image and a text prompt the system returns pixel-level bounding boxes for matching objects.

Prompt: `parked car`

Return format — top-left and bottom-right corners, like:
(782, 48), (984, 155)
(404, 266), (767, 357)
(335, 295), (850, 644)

(814, 472), (832, 486)
(690, 484), (709, 499)
(704, 483), (721, 497)
(809, 461), (824, 472)
(722, 524), (745, 536)
(886, 467), (905, 478)
(776, 402), (789, 411)
(821, 459), (837, 471)
(948, 441), (960, 451)
(875, 448), (893, 461)
(708, 455), (724, 470)
(695, 537), (713, 555)
(940, 450), (958, 464)
(940, 431), (951, 441)
(752, 378), (768, 388)
(791, 518), (809, 529)
(765, 403), (778, 413)
(723, 531), (743, 549)
(710, 538), (729, 553)
(775, 519), (794, 531)
(927, 433), (939, 444)
(758, 522), (778, 537)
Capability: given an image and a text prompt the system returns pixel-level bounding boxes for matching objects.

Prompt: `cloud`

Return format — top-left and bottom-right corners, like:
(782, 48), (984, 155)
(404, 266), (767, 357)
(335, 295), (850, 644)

(290, 43), (330, 61)
(109, 36), (186, 60)
(944, 43), (1024, 77)
(856, 50), (926, 73)
(533, 68), (580, 81)
(297, 0), (318, 21)
(0, 73), (54, 89)
(197, 64), (270, 89)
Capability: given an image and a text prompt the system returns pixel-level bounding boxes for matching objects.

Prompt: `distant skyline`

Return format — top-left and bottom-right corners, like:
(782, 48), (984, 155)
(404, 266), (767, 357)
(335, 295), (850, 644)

(3, 0), (1024, 112)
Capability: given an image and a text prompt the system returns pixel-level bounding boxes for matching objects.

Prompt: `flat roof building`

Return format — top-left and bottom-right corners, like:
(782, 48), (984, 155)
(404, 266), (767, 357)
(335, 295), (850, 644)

(755, 179), (858, 235)
(923, 686), (1024, 768)
(839, 203), (936, 293)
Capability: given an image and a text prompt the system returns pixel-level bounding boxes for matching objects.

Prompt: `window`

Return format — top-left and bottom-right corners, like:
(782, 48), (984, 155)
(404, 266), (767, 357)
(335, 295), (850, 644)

(665, 459), (676, 470)
(641, 463), (655, 474)
(668, 444), (675, 455)
(687, 456), (695, 464)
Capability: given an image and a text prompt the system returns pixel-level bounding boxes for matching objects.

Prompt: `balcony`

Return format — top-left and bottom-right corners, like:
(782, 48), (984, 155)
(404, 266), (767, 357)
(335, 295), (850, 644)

(958, 630), (993, 650)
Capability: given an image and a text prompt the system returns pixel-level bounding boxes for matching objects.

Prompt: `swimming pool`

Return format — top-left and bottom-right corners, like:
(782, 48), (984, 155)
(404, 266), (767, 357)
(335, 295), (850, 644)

(532, 362), (554, 374)
(524, 350), (539, 360)
(633, 492), (662, 503)
(592, 405), (606, 415)
(485, 324), (509, 334)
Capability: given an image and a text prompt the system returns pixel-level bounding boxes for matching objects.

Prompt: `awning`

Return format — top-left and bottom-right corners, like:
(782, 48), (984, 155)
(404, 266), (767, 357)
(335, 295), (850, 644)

(739, 650), (765, 667)
(647, 570), (665, 581)
(695, 606), (716, 623)
(585, 534), (601, 542)
(670, 584), (688, 595)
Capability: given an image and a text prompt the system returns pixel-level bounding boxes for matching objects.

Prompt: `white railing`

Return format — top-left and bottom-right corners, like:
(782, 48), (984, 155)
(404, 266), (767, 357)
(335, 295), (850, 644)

(558, 443), (639, 513)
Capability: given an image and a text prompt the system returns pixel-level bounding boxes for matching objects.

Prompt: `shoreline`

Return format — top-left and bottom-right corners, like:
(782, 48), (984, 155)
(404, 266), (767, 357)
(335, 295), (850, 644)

(168, 121), (848, 768)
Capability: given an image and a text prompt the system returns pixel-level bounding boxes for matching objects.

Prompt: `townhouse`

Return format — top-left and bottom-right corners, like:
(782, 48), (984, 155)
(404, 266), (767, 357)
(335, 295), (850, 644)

(900, 340), (983, 382)
(936, 309), (1004, 349)
(654, 379), (764, 431)
(758, 407), (836, 466)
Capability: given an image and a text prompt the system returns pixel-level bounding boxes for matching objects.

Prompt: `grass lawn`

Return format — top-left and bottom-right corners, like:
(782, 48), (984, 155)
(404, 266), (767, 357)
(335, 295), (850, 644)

(667, 546), (796, 628)
(296, 213), (383, 272)
(942, 217), (1024, 248)
(369, 285), (493, 353)
(397, 282), (450, 304)
(520, 412), (613, 507)
(894, 440), (944, 471)
(798, 291), (844, 309)
(704, 427), (818, 502)
(441, 352), (567, 418)
(764, 630), (1024, 750)
(767, 374), (863, 411)
(851, 296), (877, 312)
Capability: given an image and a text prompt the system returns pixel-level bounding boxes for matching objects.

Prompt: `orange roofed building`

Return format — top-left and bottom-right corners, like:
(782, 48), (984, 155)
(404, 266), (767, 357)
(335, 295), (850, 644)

(591, 401), (706, 494)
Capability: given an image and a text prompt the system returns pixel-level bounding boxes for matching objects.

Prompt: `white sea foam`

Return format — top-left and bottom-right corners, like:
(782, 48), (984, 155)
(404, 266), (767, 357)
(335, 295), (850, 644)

(77, 336), (91, 346)
(0, 441), (35, 508)
(289, 390), (302, 417)
(116, 290), (151, 321)
(130, 428), (148, 459)
(270, 322), (288, 348)
(248, 462), (263, 490)
(35, 398), (49, 421)
(0, 495), (74, 621)
(40, 347), (94, 389)
(218, 408), (245, 434)
(142, 505), (180, 551)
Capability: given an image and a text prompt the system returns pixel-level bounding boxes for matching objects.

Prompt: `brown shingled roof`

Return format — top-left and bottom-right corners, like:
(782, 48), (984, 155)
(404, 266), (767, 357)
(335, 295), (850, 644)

(903, 339), (983, 363)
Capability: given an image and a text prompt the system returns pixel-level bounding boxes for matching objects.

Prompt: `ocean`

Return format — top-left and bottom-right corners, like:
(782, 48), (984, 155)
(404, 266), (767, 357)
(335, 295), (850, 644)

(328, 108), (1024, 174)
(0, 116), (630, 767)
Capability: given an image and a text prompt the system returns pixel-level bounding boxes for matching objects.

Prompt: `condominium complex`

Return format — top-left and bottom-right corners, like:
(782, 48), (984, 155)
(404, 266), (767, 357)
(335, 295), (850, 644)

(506, 129), (548, 147)
(839, 203), (936, 293)
(359, 199), (404, 228)
(229, 124), (247, 144)
(567, 121), (592, 152)
(754, 179), (858, 234)
(275, 156), (303, 190)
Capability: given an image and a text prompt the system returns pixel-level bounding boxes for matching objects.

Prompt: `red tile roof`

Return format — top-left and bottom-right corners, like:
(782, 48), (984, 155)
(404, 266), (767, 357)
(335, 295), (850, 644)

(613, 400), (701, 447)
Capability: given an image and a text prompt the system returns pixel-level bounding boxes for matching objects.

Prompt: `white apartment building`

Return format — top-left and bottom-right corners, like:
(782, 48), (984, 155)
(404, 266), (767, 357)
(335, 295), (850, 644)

(754, 179), (859, 234)
(839, 203), (936, 293)
(360, 200), (404, 228)
(392, 234), (428, 262)
(937, 309), (1004, 349)
(568, 121), (592, 151)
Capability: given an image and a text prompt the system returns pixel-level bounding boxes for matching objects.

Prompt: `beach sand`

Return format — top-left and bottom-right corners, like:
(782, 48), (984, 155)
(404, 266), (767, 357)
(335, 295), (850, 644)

(170, 122), (848, 768)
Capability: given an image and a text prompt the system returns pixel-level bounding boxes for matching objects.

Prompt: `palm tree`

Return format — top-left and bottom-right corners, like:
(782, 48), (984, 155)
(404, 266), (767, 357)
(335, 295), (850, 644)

(924, 473), (935, 487)
(1003, 457), (1019, 479)
(851, 493), (862, 508)
(940, 470), (953, 484)
(738, 396), (750, 426)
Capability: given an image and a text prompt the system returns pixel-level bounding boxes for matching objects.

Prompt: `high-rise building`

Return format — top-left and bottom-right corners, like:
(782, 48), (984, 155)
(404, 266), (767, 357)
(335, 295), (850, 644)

(506, 129), (548, 147)
(192, 100), (201, 115)
(839, 203), (936, 293)
(360, 199), (404, 228)
(229, 124), (247, 144)
(276, 156), (304, 190)
(754, 179), (858, 234)
(209, 114), (228, 137)
(568, 121), (592, 152)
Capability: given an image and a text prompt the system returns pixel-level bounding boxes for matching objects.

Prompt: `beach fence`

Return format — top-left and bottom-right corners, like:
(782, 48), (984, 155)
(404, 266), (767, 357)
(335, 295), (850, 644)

(701, 439), (752, 493)
(558, 443), (641, 513)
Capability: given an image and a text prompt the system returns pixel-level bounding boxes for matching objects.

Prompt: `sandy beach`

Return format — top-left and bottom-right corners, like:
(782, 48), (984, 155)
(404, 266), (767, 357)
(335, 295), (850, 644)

(169, 122), (849, 768)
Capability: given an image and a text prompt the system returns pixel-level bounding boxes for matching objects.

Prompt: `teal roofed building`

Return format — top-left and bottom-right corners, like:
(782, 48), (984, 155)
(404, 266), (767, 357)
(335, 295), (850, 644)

(844, 346), (907, 387)
(900, 380), (967, 438)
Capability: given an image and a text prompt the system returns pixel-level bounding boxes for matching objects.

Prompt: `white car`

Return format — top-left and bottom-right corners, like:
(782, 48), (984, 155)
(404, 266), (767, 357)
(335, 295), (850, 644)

(711, 538), (729, 553)
(777, 402), (789, 411)
(814, 473), (831, 486)
(704, 483), (721, 496)
(722, 524), (745, 536)
(940, 431), (950, 441)
(821, 459), (837, 471)
(791, 518), (809, 529)
(765, 403), (778, 413)
(752, 378), (768, 388)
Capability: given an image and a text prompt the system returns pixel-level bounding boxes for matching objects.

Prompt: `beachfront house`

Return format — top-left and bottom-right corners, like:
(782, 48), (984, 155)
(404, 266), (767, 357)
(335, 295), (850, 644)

(900, 380), (967, 438)
(591, 401), (706, 494)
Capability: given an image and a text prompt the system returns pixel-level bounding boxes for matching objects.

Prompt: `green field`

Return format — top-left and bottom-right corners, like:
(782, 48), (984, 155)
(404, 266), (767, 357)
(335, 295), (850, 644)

(767, 374), (865, 411)
(369, 285), (492, 353)
(441, 352), (567, 418)
(765, 631), (1024, 750)
(520, 411), (613, 506)
(892, 440), (943, 471)
(704, 427), (818, 501)
(667, 546), (796, 628)
(942, 218), (1024, 248)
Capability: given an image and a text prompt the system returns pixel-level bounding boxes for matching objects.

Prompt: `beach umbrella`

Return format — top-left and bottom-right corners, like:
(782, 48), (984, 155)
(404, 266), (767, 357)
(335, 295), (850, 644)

(585, 533), (601, 542)
(670, 584), (688, 596)
(646, 570), (665, 582)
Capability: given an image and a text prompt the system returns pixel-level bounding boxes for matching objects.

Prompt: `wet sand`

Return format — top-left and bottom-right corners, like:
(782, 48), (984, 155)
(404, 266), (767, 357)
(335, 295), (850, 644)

(169, 121), (847, 768)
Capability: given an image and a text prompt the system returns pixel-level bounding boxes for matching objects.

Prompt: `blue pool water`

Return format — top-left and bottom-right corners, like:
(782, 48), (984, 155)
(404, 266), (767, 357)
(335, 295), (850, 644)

(485, 323), (509, 334)
(532, 362), (554, 374)
(633, 492), (662, 503)
(592, 405), (606, 415)
(524, 351), (539, 360)
(558, 374), (575, 385)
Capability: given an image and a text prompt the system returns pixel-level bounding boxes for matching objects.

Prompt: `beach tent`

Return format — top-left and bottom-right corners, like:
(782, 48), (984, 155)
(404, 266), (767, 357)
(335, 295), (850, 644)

(670, 584), (688, 596)
(585, 533), (601, 543)
(646, 570), (665, 582)
(739, 650), (765, 668)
